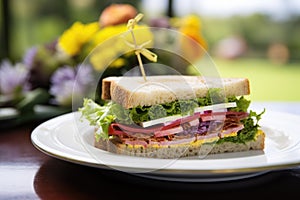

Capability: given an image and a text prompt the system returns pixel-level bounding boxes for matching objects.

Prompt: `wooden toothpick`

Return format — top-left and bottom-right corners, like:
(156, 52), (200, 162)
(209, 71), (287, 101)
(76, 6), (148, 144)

(125, 13), (157, 82)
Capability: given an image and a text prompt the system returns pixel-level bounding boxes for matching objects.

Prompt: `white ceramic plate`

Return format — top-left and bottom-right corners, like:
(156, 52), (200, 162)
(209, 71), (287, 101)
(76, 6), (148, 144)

(31, 110), (300, 182)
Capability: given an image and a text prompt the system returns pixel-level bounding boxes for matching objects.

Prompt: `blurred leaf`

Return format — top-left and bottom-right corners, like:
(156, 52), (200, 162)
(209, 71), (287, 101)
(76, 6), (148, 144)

(0, 104), (71, 129)
(0, 95), (14, 106)
(16, 88), (50, 112)
(0, 107), (19, 120)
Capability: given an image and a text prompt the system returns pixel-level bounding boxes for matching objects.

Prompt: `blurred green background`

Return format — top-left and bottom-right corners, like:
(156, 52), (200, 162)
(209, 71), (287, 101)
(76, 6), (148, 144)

(1, 0), (300, 101)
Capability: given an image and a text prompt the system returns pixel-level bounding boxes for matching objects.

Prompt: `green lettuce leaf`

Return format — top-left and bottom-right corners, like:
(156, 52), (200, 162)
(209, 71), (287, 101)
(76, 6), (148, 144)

(149, 104), (167, 120)
(110, 103), (132, 124)
(228, 96), (250, 112)
(217, 108), (265, 144)
(129, 106), (150, 123)
(79, 98), (116, 139)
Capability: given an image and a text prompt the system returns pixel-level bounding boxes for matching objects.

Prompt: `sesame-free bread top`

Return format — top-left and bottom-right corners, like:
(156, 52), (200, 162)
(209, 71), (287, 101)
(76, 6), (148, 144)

(102, 75), (250, 109)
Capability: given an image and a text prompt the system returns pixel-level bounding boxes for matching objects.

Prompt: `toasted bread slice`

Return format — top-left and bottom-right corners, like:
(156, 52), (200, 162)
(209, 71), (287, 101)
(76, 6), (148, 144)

(102, 76), (250, 109)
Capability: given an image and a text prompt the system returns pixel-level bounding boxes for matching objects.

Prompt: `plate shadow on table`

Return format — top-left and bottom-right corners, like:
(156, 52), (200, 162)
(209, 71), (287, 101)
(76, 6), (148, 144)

(33, 158), (300, 199)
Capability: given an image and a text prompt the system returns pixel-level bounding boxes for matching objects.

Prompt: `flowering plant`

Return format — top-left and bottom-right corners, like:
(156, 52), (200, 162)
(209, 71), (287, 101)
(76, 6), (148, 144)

(0, 4), (207, 127)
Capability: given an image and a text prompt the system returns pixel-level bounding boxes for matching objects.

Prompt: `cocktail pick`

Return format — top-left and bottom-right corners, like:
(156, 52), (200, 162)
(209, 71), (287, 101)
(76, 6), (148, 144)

(125, 13), (157, 82)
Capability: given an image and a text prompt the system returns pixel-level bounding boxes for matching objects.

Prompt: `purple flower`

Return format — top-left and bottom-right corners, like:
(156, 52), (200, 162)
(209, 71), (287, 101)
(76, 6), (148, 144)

(149, 17), (170, 28)
(0, 60), (30, 96)
(23, 47), (38, 69)
(50, 66), (76, 85)
(49, 64), (93, 106)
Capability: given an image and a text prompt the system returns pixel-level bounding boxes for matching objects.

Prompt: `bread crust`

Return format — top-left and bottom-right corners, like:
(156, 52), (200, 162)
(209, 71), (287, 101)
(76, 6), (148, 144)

(102, 77), (119, 100)
(101, 76), (250, 109)
(94, 130), (265, 159)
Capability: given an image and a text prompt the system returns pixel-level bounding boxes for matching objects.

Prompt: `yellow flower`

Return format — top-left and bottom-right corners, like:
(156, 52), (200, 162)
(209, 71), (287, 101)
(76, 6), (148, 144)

(111, 58), (126, 68)
(58, 21), (99, 56)
(173, 14), (208, 62)
(180, 15), (202, 30)
(178, 15), (207, 50)
(89, 24), (128, 51)
(88, 24), (153, 71)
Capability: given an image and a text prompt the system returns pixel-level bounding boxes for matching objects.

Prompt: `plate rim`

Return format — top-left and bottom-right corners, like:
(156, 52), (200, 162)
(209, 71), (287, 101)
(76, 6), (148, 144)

(31, 110), (300, 176)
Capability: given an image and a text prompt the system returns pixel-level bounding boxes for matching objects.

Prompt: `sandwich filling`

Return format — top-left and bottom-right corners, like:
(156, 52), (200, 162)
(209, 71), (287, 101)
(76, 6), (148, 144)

(80, 93), (265, 148)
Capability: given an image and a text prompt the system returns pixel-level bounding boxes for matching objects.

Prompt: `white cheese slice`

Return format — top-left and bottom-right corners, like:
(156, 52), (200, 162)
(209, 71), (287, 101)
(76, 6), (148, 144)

(140, 115), (182, 128)
(194, 102), (236, 113)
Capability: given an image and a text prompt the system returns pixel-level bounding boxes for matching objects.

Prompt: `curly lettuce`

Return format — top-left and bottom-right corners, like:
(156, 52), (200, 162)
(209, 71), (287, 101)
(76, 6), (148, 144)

(79, 99), (116, 139)
(217, 109), (265, 144)
(227, 96), (251, 112)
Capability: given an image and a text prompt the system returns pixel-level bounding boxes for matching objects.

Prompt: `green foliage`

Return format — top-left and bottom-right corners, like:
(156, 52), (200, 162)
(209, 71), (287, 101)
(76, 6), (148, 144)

(214, 58), (300, 101)
(6, 0), (140, 61)
(202, 14), (300, 60)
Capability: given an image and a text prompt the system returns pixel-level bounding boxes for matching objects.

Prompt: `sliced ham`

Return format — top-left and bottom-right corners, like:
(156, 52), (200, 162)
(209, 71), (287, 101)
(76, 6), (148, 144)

(226, 111), (249, 119)
(200, 112), (226, 121)
(159, 136), (196, 146)
(110, 123), (161, 134)
(123, 139), (148, 147)
(154, 126), (183, 138)
(219, 124), (244, 138)
(120, 125), (244, 147)
(189, 119), (200, 127)
(162, 113), (201, 130)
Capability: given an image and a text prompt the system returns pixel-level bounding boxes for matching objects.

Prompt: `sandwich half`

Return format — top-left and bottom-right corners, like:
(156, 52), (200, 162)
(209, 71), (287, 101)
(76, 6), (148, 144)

(79, 75), (265, 159)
